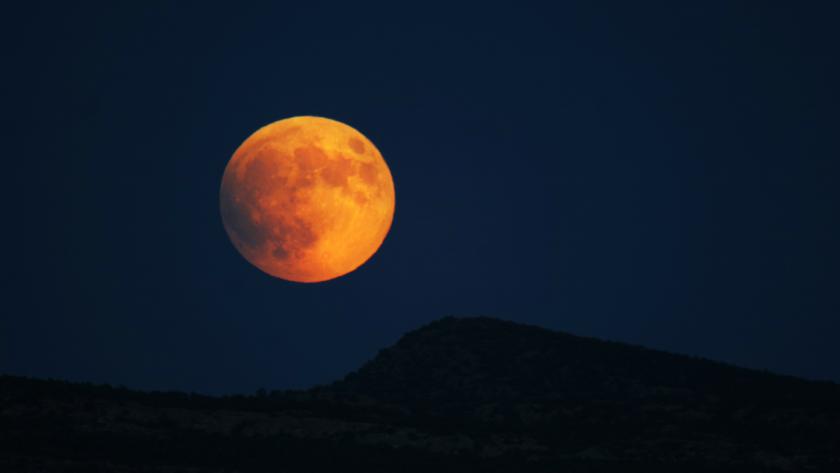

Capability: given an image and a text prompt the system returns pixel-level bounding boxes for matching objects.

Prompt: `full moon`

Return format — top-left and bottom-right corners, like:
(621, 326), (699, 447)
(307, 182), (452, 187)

(220, 116), (395, 283)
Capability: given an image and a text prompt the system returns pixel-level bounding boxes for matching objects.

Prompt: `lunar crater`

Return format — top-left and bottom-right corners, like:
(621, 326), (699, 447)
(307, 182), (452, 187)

(348, 137), (365, 154)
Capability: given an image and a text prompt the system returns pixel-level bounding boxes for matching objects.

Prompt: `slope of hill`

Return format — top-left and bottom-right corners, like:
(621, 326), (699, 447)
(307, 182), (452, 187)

(2, 316), (839, 472)
(327, 316), (838, 405)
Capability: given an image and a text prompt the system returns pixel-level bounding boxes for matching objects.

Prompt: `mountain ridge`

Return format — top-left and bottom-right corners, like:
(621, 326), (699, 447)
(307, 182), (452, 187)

(325, 316), (838, 406)
(2, 315), (839, 472)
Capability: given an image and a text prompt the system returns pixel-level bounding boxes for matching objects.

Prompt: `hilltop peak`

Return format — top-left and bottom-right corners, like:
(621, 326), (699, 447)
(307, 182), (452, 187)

(326, 316), (834, 408)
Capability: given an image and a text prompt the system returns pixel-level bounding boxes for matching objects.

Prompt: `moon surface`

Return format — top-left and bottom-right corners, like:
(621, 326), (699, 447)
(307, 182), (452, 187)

(220, 116), (395, 282)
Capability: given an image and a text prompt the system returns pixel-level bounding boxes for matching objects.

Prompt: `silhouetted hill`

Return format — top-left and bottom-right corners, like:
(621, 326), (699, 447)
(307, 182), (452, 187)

(327, 317), (838, 406)
(2, 316), (839, 472)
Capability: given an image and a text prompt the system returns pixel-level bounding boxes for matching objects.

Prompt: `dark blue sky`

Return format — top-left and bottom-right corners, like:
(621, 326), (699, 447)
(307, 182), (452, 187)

(3, 2), (839, 394)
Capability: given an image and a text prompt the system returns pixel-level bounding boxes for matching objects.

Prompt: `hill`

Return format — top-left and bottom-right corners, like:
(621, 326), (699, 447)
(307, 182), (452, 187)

(2, 316), (839, 472)
(328, 316), (837, 404)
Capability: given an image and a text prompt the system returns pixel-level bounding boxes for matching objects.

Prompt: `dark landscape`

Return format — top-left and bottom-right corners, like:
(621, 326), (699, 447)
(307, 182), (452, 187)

(3, 317), (838, 472)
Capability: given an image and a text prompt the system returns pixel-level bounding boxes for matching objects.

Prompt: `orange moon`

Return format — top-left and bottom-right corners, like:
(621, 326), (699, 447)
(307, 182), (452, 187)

(219, 116), (395, 283)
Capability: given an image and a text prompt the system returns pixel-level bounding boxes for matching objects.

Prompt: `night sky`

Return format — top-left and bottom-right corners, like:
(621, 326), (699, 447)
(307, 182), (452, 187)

(3, 2), (839, 394)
